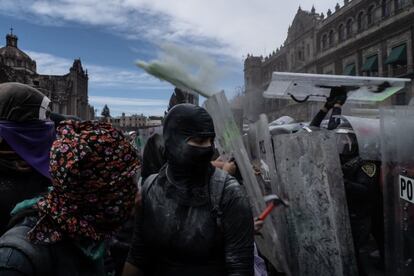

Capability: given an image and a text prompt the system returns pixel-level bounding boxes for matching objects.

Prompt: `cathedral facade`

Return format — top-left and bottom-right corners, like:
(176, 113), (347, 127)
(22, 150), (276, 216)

(244, 0), (414, 121)
(0, 32), (94, 120)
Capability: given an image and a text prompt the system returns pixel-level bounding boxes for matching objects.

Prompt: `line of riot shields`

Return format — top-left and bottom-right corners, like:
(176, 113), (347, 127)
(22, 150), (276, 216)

(205, 92), (414, 276)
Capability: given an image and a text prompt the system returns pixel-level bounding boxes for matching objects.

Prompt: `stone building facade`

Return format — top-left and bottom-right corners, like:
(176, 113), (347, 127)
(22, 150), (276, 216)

(109, 113), (148, 131)
(244, 0), (414, 121)
(0, 32), (94, 120)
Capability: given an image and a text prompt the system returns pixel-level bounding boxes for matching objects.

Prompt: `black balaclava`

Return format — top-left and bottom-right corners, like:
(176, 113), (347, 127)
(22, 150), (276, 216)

(163, 104), (215, 184)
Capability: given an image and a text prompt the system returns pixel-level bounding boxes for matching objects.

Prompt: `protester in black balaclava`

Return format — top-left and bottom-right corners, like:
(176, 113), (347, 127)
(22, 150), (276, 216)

(0, 82), (54, 235)
(142, 87), (194, 182)
(124, 104), (254, 276)
(163, 103), (216, 186)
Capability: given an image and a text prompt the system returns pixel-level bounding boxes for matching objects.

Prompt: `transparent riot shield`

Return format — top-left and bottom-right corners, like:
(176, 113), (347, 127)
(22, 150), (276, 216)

(272, 131), (357, 276)
(381, 107), (414, 276)
(206, 92), (291, 275)
(341, 116), (381, 161)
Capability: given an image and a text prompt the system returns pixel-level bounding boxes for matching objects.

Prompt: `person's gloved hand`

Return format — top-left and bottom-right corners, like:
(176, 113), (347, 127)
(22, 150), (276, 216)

(334, 93), (347, 106)
(324, 87), (347, 109)
(324, 96), (336, 110)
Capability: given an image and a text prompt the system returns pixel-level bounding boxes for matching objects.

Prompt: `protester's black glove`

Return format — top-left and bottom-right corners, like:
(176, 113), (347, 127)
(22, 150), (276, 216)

(334, 93), (347, 106)
(324, 87), (347, 109)
(324, 96), (336, 110)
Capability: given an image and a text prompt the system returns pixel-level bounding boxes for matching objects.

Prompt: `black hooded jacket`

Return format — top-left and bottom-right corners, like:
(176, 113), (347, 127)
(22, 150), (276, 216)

(141, 133), (165, 182)
(127, 104), (254, 275)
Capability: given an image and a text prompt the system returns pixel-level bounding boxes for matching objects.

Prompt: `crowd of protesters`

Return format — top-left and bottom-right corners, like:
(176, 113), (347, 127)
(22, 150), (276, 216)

(0, 83), (262, 276)
(0, 79), (388, 276)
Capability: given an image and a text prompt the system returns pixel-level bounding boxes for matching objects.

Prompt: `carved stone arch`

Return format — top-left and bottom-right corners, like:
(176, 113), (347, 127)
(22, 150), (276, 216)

(346, 17), (354, 38)
(322, 33), (328, 50)
(328, 29), (335, 46)
(367, 4), (376, 25)
(357, 10), (365, 31)
(338, 22), (345, 42)
(381, 0), (390, 17)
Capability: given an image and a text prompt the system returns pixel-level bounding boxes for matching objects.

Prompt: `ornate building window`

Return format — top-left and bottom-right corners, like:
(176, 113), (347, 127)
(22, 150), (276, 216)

(338, 24), (344, 42)
(298, 50), (303, 61)
(394, 0), (402, 11)
(382, 0), (390, 17)
(367, 5), (375, 25)
(357, 12), (364, 31)
(322, 34), (328, 49)
(328, 30), (334, 46)
(346, 18), (353, 38)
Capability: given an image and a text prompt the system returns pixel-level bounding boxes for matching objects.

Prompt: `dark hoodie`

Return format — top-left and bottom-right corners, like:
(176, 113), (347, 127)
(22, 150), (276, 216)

(127, 104), (254, 276)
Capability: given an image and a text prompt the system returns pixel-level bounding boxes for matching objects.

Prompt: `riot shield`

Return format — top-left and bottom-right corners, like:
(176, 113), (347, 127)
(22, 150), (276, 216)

(272, 131), (357, 276)
(381, 107), (414, 276)
(205, 92), (291, 275)
(269, 122), (303, 136)
(249, 114), (292, 270)
(340, 116), (381, 161)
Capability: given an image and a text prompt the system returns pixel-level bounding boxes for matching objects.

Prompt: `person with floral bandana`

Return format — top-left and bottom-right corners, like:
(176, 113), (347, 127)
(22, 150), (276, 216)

(0, 120), (140, 275)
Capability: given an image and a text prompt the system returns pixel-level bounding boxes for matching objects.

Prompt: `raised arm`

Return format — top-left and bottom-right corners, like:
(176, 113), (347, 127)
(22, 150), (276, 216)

(221, 178), (255, 275)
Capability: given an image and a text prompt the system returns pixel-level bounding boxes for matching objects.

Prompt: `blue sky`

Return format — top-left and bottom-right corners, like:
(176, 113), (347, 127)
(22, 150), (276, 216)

(0, 0), (336, 116)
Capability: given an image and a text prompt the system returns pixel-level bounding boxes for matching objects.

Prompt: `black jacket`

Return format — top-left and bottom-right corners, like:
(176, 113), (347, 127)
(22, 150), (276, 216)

(127, 167), (255, 276)
(0, 215), (106, 276)
(342, 157), (379, 219)
(0, 167), (49, 235)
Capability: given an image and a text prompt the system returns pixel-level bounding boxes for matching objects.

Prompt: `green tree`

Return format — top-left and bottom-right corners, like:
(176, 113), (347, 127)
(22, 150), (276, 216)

(101, 104), (111, 118)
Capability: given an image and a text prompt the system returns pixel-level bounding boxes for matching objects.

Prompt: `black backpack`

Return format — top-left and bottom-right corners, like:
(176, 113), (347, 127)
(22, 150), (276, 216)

(142, 168), (229, 230)
(0, 217), (104, 276)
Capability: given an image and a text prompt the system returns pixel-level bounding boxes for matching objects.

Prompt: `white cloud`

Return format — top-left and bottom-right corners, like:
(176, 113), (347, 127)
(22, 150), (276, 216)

(2, 0), (341, 114)
(25, 50), (71, 75)
(2, 0), (340, 58)
(25, 50), (171, 89)
(24, 50), (171, 116)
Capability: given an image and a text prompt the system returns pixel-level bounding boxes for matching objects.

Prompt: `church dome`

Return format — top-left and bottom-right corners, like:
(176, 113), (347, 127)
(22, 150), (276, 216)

(0, 32), (36, 74)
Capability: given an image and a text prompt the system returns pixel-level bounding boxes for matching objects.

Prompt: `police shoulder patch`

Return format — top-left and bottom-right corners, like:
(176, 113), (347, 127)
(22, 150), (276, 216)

(362, 162), (376, 178)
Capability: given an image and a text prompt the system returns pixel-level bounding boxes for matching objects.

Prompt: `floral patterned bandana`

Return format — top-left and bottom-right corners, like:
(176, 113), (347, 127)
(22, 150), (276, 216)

(28, 121), (140, 243)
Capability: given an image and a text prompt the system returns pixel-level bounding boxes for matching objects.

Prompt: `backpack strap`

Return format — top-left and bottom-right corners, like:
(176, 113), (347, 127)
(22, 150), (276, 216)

(0, 224), (52, 276)
(142, 173), (158, 197)
(209, 169), (228, 231)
